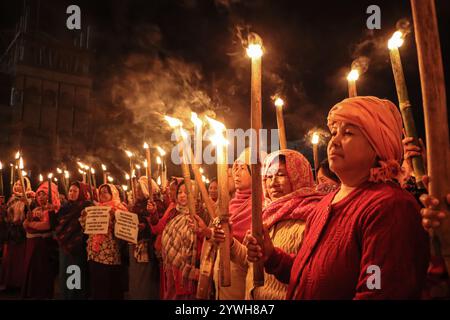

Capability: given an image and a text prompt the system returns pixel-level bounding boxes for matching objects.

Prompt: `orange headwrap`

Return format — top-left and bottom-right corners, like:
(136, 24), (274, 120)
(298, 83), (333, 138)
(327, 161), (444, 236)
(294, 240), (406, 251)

(327, 96), (407, 184)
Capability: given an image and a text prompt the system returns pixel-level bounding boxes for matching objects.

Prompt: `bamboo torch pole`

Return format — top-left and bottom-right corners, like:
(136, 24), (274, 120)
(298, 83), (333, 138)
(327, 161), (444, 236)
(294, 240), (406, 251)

(206, 116), (231, 287)
(164, 116), (196, 216)
(312, 132), (320, 183)
(388, 31), (426, 189)
(144, 142), (153, 199)
(411, 0), (450, 272)
(274, 97), (287, 150)
(247, 33), (264, 287)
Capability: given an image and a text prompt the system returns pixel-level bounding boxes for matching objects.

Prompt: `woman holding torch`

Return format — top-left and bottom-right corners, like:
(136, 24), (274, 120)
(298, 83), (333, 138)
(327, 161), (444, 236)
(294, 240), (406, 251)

(54, 181), (92, 300)
(245, 96), (430, 299)
(22, 181), (60, 299)
(213, 150), (325, 299)
(0, 178), (35, 292)
(128, 176), (163, 300)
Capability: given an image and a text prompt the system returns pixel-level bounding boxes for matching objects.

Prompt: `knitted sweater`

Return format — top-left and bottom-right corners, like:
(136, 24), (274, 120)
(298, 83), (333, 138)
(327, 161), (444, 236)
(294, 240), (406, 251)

(231, 219), (306, 300)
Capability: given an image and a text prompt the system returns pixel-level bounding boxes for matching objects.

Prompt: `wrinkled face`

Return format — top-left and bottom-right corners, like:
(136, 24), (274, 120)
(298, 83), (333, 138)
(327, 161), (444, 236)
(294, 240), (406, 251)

(13, 180), (24, 194)
(317, 168), (339, 186)
(68, 185), (80, 201)
(208, 181), (218, 202)
(37, 191), (48, 206)
(233, 163), (251, 191)
(99, 186), (112, 203)
(264, 161), (293, 201)
(177, 184), (188, 207)
(327, 122), (377, 181)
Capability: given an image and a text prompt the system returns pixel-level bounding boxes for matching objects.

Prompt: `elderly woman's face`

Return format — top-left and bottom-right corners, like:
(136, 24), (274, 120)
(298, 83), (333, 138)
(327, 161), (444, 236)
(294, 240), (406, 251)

(99, 186), (112, 203)
(265, 161), (292, 200)
(327, 122), (377, 180)
(233, 164), (252, 191)
(37, 191), (48, 206)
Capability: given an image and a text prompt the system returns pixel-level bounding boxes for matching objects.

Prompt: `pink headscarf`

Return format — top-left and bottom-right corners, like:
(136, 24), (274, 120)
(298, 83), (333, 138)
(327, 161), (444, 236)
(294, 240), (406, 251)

(262, 149), (314, 199)
(327, 96), (407, 184)
(262, 150), (324, 229)
(228, 148), (266, 243)
(36, 181), (61, 212)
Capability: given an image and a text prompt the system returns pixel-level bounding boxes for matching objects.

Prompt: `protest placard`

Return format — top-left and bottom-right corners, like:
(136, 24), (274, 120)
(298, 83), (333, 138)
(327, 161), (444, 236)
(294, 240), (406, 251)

(84, 206), (110, 235)
(114, 210), (139, 244)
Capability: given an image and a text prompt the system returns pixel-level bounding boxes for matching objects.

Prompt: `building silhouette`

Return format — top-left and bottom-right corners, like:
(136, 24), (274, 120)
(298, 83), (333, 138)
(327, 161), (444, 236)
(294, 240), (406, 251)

(0, 0), (94, 188)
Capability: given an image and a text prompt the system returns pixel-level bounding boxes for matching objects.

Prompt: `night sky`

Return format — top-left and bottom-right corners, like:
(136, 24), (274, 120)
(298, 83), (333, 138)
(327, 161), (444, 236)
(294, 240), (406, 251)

(0, 0), (449, 180)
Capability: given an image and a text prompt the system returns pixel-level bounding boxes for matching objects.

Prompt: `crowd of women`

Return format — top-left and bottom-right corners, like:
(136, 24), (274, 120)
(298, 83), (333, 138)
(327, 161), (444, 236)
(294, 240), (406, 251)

(0, 96), (449, 300)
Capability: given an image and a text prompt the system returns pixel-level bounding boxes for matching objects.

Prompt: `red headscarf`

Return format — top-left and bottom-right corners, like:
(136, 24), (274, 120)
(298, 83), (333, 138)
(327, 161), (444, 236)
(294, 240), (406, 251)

(36, 181), (61, 211)
(262, 150), (325, 229)
(327, 96), (407, 184)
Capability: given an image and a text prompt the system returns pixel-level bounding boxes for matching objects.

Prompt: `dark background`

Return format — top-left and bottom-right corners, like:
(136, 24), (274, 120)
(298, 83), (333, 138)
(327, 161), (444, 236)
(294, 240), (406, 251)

(0, 0), (449, 187)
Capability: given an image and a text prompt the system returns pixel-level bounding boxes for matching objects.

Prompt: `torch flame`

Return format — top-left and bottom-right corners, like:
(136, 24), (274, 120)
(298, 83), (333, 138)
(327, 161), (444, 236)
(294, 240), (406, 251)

(143, 160), (148, 168)
(143, 142), (149, 149)
(135, 164), (141, 170)
(206, 116), (226, 133)
(122, 185), (128, 192)
(107, 176), (114, 183)
(78, 169), (84, 175)
(179, 128), (189, 140)
(191, 112), (203, 127)
(125, 150), (133, 158)
(312, 132), (320, 145)
(54, 177), (58, 182)
(0, 161), (2, 170)
(199, 167), (204, 174)
(22, 171), (27, 177)
(15, 151), (20, 160)
(347, 69), (360, 81)
(201, 175), (206, 183)
(156, 146), (166, 157)
(101, 164), (107, 171)
(39, 174), (43, 182)
(156, 156), (162, 165)
(64, 171), (70, 179)
(48, 173), (53, 179)
(206, 116), (228, 146)
(388, 31), (404, 49)
(246, 43), (263, 59)
(164, 115), (182, 128)
(56, 168), (62, 174)
(19, 157), (24, 169)
(125, 173), (130, 180)
(77, 162), (84, 169)
(274, 97), (284, 108)
(205, 178), (210, 184)
(157, 176), (161, 185)
(91, 168), (95, 174)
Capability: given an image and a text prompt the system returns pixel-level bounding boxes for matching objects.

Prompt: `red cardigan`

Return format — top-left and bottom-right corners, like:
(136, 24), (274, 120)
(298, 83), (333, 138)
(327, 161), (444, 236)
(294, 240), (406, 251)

(265, 181), (430, 299)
